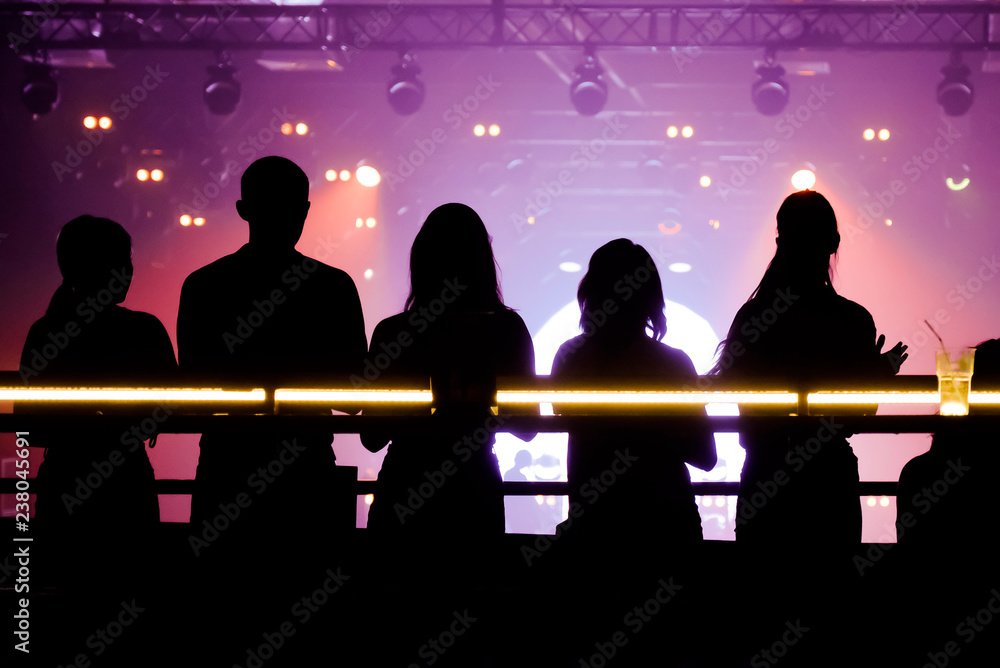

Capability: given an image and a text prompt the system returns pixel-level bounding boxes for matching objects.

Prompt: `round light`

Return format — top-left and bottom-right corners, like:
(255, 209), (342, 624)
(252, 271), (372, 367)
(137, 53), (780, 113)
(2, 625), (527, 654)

(879, 496), (890, 508)
(136, 169), (149, 182)
(355, 218), (363, 228)
(327, 59), (338, 68)
(295, 122), (308, 136)
(325, 169), (337, 182)
(98, 116), (112, 130)
(863, 128), (875, 141)
(488, 124), (500, 137)
(791, 169), (816, 190)
(356, 165), (381, 187)
(364, 269), (374, 280)
(150, 169), (164, 182)
(365, 217), (377, 228)
(558, 261), (582, 273)
(281, 123), (293, 135)
(83, 116), (97, 129)
(699, 175), (711, 188)
(885, 219), (893, 227)
(569, 56), (608, 116)
(752, 65), (790, 116)
(179, 215), (192, 226)
(867, 496), (877, 507)
(681, 125), (694, 138)
(527, 216), (535, 225)
(666, 126), (679, 138)
(364, 494), (374, 505)
(709, 219), (720, 229)
(878, 128), (890, 141)
(715, 496), (726, 507)
(473, 124), (486, 137)
(668, 262), (692, 273)
(193, 217), (205, 226)
(339, 170), (351, 181)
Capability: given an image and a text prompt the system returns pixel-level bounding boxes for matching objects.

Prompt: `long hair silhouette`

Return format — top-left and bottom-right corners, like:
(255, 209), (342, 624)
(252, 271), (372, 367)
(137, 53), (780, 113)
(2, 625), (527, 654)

(47, 215), (132, 317)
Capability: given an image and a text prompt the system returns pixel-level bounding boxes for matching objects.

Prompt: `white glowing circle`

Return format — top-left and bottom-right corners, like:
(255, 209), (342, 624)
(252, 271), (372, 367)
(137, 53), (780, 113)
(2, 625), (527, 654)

(681, 125), (694, 138)
(365, 217), (377, 228)
(179, 215), (192, 227)
(666, 126), (679, 138)
(339, 170), (351, 181)
(193, 217), (205, 227)
(863, 128), (875, 141)
(488, 124), (501, 137)
(295, 122), (308, 135)
(699, 175), (711, 188)
(791, 169), (816, 190)
(136, 169), (149, 182)
(356, 165), (381, 187)
(325, 169), (337, 181)
(364, 268), (374, 280)
(473, 124), (486, 137)
(83, 116), (97, 129)
(668, 262), (692, 273)
(878, 128), (890, 141)
(150, 169), (164, 182)
(558, 261), (582, 273)
(99, 116), (112, 129)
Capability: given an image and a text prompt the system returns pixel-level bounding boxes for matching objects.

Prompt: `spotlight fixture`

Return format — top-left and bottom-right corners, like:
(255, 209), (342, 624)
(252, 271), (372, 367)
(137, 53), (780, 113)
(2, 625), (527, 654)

(203, 56), (240, 115)
(751, 61), (789, 116)
(387, 53), (425, 116)
(21, 61), (59, 116)
(569, 54), (607, 116)
(937, 53), (973, 117)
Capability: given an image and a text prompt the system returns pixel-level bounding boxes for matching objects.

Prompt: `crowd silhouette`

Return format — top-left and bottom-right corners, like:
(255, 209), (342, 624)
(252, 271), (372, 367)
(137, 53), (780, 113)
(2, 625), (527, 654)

(15, 156), (999, 667)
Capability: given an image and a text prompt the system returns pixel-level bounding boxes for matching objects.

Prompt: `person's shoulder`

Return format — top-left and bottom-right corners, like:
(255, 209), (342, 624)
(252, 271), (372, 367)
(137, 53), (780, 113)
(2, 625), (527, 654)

(650, 340), (698, 375)
(302, 255), (359, 287)
(831, 294), (876, 328)
(182, 248), (244, 286)
(371, 312), (410, 339)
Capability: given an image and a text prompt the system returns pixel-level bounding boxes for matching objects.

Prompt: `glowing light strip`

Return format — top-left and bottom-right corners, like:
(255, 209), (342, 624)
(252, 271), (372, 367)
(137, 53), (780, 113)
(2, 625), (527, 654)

(0, 388), (267, 402)
(496, 391), (798, 405)
(274, 389), (433, 403)
(970, 393), (1000, 405)
(807, 392), (939, 404)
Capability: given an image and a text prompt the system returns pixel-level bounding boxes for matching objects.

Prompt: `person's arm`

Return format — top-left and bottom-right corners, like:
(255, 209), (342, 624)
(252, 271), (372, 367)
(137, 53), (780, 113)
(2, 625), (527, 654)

(359, 320), (393, 453)
(676, 353), (718, 472)
(505, 314), (538, 442)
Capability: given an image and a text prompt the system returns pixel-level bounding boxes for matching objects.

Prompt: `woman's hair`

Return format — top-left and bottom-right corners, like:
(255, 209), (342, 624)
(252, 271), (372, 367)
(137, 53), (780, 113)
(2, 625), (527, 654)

(47, 215), (132, 317)
(405, 203), (505, 312)
(577, 238), (667, 341)
(710, 190), (839, 373)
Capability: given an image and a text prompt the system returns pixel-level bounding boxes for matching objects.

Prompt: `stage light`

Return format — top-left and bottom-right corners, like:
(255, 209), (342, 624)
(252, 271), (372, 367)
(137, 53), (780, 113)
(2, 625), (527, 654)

(752, 62), (789, 116)
(150, 169), (164, 182)
(365, 494), (374, 505)
(867, 496), (877, 507)
(937, 53), (973, 116)
(668, 262), (692, 273)
(365, 217), (377, 228)
(99, 116), (112, 129)
(193, 217), (205, 226)
(325, 169), (337, 181)
(356, 165), (381, 187)
(709, 219), (720, 229)
(339, 170), (351, 181)
(136, 169), (149, 182)
(666, 126), (679, 139)
(791, 169), (816, 190)
(885, 219), (893, 226)
(295, 122), (308, 136)
(715, 497), (726, 508)
(281, 123), (293, 135)
(355, 218), (363, 228)
(203, 60), (240, 115)
(569, 54), (607, 116)
(879, 496), (890, 508)
(84, 116), (98, 129)
(878, 128), (890, 141)
(681, 125), (694, 138)
(387, 53), (425, 115)
(488, 124), (500, 137)
(946, 177), (970, 191)
(364, 269), (374, 280)
(699, 175), (711, 188)
(527, 217), (535, 225)
(22, 61), (59, 116)
(559, 261), (582, 273)
(180, 215), (192, 227)
(473, 124), (486, 137)
(863, 128), (875, 141)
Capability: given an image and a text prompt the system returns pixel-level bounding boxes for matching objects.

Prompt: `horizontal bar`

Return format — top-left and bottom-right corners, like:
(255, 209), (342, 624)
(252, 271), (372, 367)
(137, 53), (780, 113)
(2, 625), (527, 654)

(0, 387), (267, 402)
(274, 389), (432, 403)
(497, 390), (798, 405)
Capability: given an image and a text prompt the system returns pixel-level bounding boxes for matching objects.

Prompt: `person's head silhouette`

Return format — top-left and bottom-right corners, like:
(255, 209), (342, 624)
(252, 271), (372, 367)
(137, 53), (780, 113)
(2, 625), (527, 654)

(577, 238), (666, 341)
(236, 156), (310, 251)
(49, 215), (132, 315)
(406, 203), (504, 312)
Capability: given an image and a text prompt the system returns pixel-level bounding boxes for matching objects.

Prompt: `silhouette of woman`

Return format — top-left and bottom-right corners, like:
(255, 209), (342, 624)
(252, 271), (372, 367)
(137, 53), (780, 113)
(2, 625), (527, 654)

(552, 238), (716, 544)
(711, 191), (905, 664)
(19, 216), (176, 594)
(362, 203), (536, 545)
(713, 190), (904, 547)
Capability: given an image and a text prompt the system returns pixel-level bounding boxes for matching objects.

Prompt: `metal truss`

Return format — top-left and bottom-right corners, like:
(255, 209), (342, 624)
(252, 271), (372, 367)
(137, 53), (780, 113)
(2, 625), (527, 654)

(3, 3), (998, 54)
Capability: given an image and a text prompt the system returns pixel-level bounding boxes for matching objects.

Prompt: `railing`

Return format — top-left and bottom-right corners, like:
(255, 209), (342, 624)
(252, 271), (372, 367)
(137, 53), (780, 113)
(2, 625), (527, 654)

(2, 373), (996, 503)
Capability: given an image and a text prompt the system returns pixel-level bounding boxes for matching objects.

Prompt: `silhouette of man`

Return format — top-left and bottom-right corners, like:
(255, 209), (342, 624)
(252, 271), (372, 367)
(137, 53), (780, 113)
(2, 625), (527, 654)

(177, 155), (365, 566)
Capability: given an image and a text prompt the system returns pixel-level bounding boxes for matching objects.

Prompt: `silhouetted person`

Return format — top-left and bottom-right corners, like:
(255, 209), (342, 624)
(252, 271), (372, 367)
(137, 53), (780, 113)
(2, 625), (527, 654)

(548, 239), (716, 666)
(18, 215), (175, 664)
(504, 449), (543, 534)
(712, 190), (906, 664)
(176, 156), (365, 663)
(891, 339), (1000, 665)
(359, 203), (536, 664)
